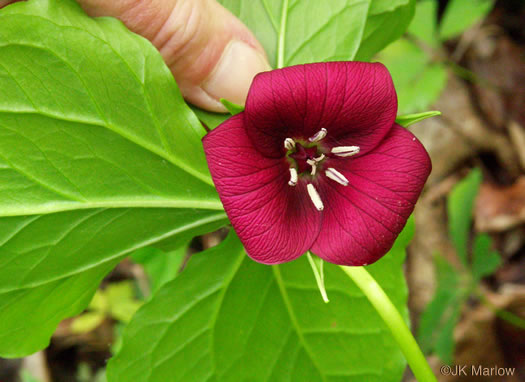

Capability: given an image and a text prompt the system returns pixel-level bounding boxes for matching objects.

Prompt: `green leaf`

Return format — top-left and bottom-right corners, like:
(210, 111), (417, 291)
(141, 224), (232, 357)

(471, 234), (501, 281)
(108, 226), (412, 382)
(379, 38), (447, 114)
(191, 105), (229, 131)
(219, 0), (371, 68)
(21, 370), (43, 382)
(0, 210), (227, 357)
(0, 0), (228, 357)
(355, 0), (415, 61)
(369, 0), (410, 14)
(396, 111), (441, 127)
(417, 254), (463, 364)
(131, 246), (187, 295)
(407, 0), (439, 46)
(220, 99), (245, 115)
(447, 168), (483, 266)
(71, 311), (106, 334)
(439, 0), (494, 41)
(106, 281), (143, 322)
(434, 302), (461, 365)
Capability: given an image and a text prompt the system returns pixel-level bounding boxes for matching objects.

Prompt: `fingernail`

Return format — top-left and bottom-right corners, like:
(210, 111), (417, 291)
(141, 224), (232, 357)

(202, 40), (271, 106)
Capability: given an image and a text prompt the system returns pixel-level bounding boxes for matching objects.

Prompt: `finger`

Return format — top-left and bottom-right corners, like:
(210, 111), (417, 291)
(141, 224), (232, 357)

(0, 0), (19, 8)
(78, 0), (271, 112)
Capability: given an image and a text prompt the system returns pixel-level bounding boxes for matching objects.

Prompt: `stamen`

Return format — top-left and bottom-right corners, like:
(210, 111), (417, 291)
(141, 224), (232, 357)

(284, 138), (295, 151)
(308, 128), (327, 142)
(314, 154), (325, 162)
(307, 184), (324, 211)
(325, 167), (349, 186)
(331, 145), (360, 157)
(310, 163), (317, 176)
(288, 167), (298, 186)
(306, 158), (317, 166)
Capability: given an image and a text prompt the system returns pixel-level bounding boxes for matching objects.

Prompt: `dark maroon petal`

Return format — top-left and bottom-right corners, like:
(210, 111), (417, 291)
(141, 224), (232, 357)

(244, 62), (397, 158)
(203, 114), (322, 264)
(311, 125), (431, 266)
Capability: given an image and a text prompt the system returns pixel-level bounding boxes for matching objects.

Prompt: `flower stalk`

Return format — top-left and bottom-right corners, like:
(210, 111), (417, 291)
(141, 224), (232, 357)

(340, 265), (437, 382)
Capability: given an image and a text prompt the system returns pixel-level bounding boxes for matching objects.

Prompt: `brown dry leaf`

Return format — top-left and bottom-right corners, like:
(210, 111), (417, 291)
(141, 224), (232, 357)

(508, 121), (525, 171)
(53, 316), (114, 351)
(475, 177), (525, 232)
(466, 33), (525, 130)
(409, 75), (520, 186)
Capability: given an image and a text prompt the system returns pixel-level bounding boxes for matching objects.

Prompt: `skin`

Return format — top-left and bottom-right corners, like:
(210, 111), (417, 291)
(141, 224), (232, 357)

(0, 0), (271, 112)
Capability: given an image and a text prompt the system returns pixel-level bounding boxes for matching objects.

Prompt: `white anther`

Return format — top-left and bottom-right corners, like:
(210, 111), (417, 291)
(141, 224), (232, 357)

(325, 167), (349, 186)
(310, 163), (317, 176)
(331, 145), (360, 157)
(284, 138), (295, 151)
(307, 184), (324, 211)
(288, 167), (298, 186)
(308, 128), (327, 142)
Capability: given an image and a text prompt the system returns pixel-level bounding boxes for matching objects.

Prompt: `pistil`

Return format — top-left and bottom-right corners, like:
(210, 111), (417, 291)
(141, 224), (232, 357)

(284, 130), (356, 208)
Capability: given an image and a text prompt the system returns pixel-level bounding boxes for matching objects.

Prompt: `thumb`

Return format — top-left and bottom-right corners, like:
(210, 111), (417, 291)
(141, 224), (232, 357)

(79, 0), (271, 112)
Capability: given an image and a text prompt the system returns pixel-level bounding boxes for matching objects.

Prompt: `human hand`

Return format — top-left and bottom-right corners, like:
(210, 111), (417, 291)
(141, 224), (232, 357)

(0, 0), (271, 112)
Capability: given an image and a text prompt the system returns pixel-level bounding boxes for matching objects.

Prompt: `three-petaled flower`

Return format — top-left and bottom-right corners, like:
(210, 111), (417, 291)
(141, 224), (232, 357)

(203, 62), (431, 266)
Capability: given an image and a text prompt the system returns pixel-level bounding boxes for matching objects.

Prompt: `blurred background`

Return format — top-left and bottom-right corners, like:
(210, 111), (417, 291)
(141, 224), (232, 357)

(1, 0), (525, 381)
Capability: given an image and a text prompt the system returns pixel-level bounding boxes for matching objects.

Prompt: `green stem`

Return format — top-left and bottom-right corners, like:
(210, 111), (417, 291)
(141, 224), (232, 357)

(340, 265), (437, 382)
(306, 252), (329, 303)
(476, 290), (525, 330)
(277, 0), (289, 69)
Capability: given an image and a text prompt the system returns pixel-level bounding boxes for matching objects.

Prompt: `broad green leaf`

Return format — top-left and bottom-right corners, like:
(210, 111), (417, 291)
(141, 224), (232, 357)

(355, 0), (415, 61)
(396, 111), (441, 127)
(219, 0), (371, 68)
(0, 209), (227, 357)
(439, 0), (494, 41)
(407, 0), (439, 46)
(472, 234), (501, 281)
(417, 254), (462, 361)
(0, 0), (228, 357)
(131, 246), (188, 295)
(447, 168), (483, 266)
(379, 38), (447, 114)
(108, 225), (412, 382)
(1, 0), (211, 183)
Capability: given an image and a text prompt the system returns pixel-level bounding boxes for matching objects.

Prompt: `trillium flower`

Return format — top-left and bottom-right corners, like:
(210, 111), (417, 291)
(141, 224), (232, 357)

(203, 62), (431, 266)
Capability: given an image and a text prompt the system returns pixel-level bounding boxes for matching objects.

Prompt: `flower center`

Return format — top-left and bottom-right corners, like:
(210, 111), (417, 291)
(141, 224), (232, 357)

(284, 129), (360, 211)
